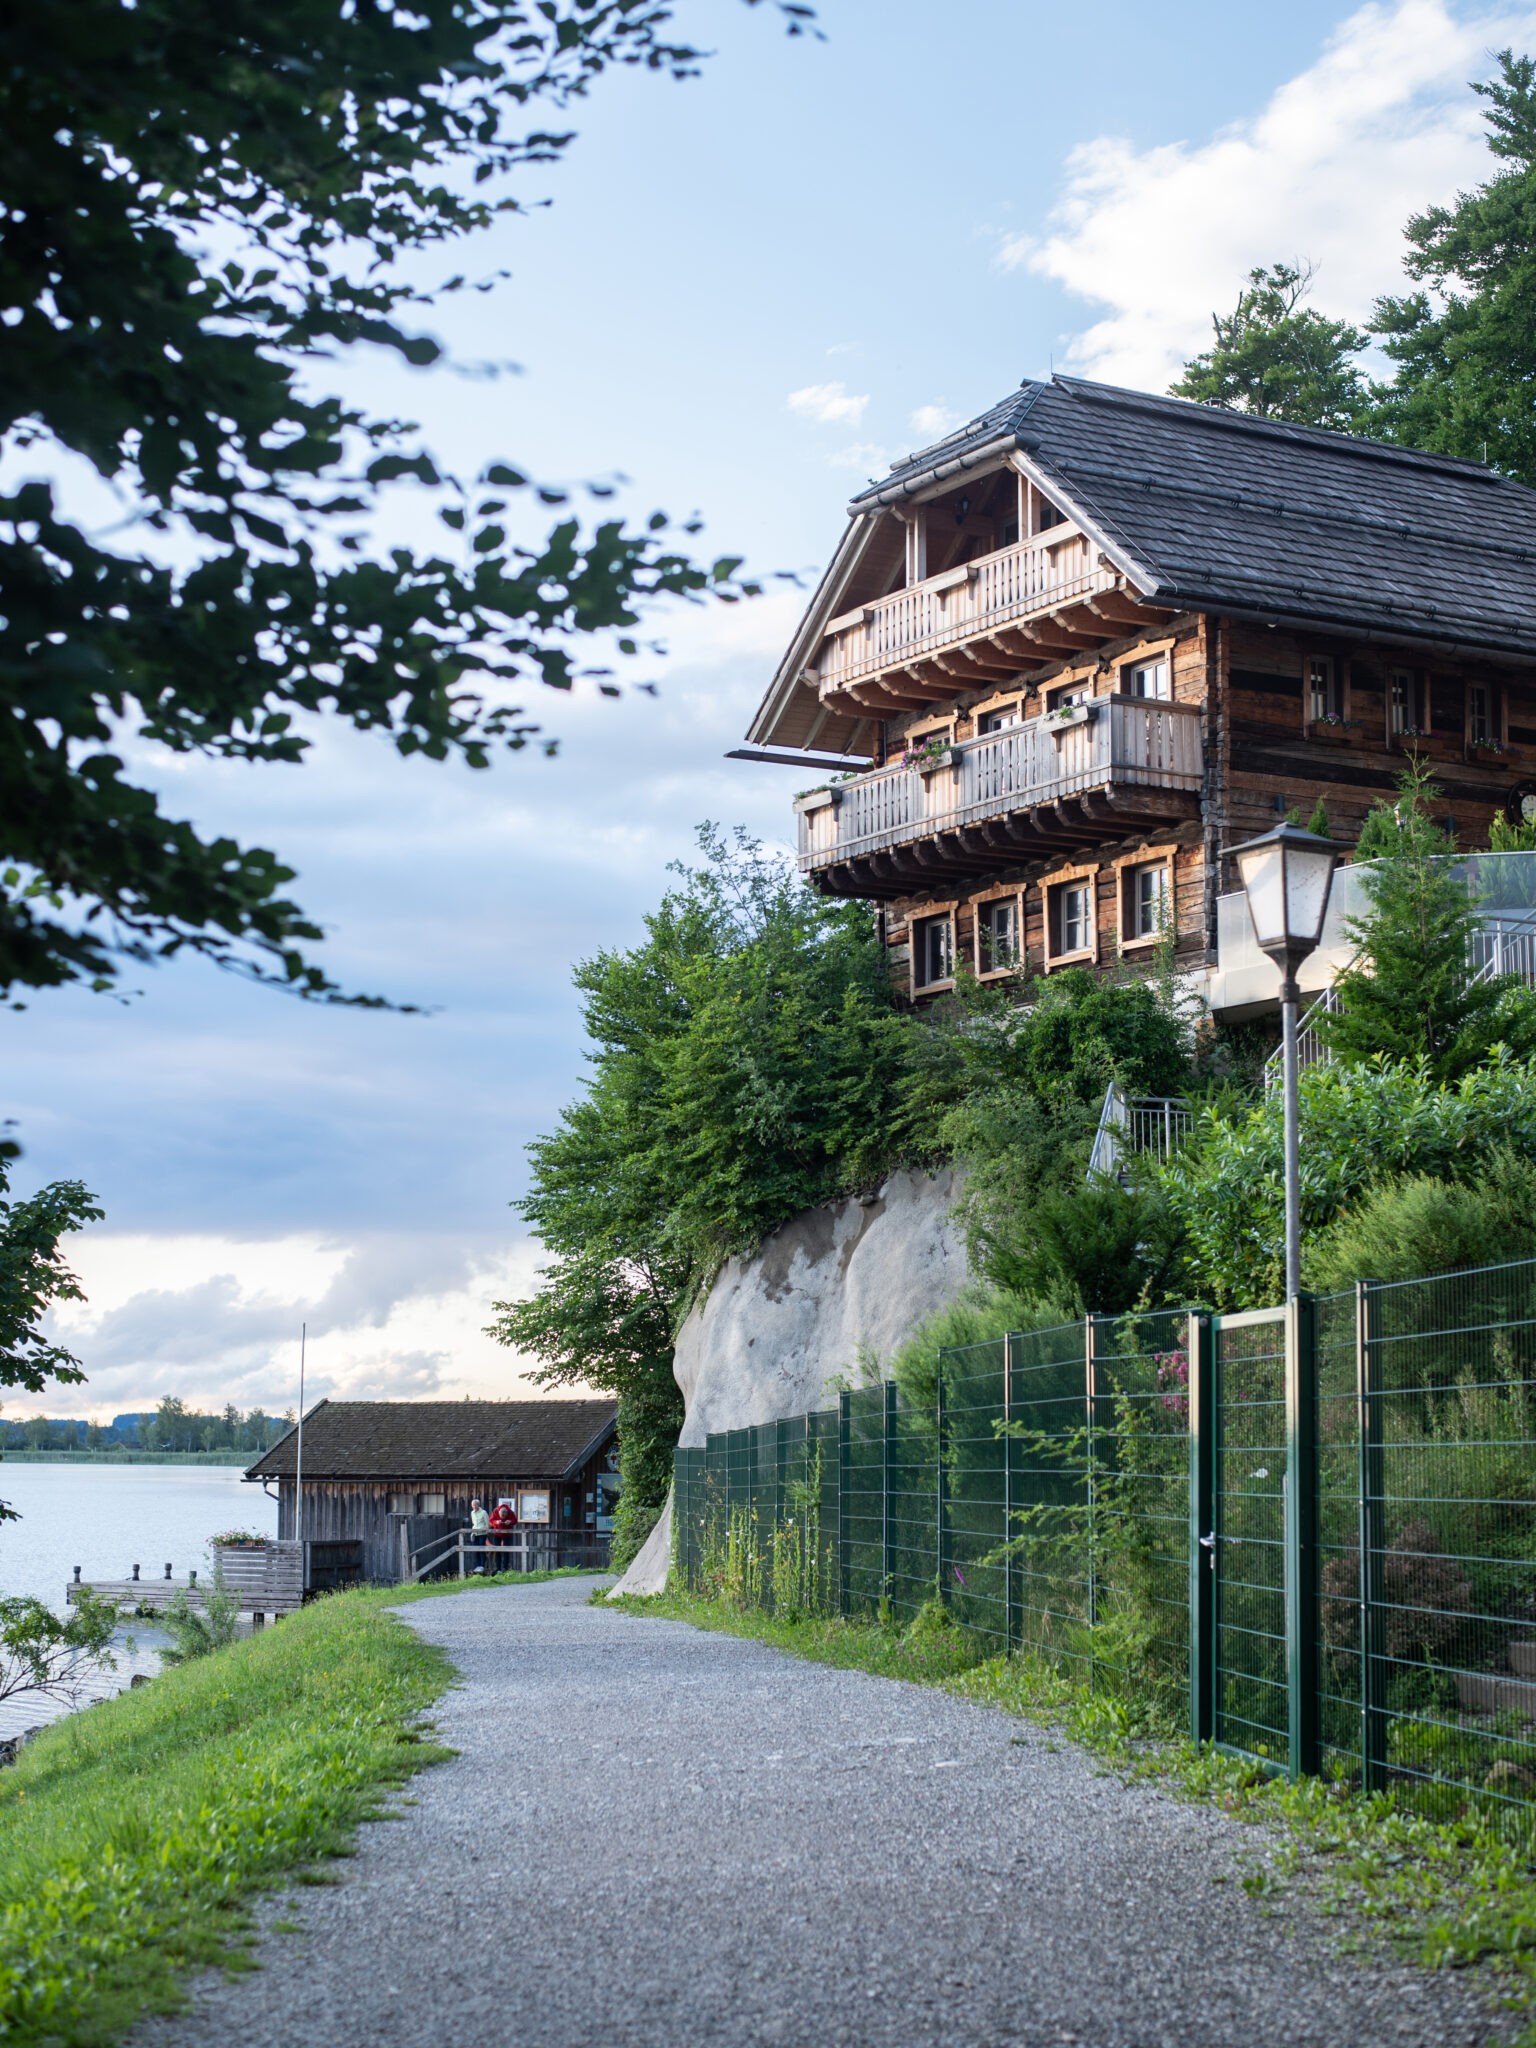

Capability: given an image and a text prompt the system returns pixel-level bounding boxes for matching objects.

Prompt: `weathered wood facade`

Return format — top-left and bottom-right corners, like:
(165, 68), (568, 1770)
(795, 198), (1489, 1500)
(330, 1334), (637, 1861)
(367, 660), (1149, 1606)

(744, 376), (1536, 1009)
(245, 1398), (619, 1584)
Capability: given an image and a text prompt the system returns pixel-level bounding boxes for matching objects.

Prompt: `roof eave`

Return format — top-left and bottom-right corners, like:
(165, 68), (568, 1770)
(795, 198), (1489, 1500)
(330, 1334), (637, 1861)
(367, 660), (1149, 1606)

(744, 514), (882, 749)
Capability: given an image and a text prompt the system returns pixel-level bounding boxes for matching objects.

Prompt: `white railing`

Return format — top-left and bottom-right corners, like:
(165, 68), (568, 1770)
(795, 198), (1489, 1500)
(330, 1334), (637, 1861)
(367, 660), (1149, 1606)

(795, 698), (1203, 873)
(1088, 1085), (1196, 1181)
(816, 530), (1119, 696)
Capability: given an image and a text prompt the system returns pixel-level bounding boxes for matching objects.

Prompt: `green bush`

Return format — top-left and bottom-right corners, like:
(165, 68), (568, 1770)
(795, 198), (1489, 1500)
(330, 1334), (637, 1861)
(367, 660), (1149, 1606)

(1159, 1053), (1536, 1308)
(889, 1285), (1078, 1417)
(1306, 1148), (1536, 1290)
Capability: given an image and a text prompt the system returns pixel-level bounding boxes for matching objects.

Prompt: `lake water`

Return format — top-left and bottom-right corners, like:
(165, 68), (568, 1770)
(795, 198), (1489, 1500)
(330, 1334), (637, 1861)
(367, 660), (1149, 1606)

(0, 1464), (279, 1740)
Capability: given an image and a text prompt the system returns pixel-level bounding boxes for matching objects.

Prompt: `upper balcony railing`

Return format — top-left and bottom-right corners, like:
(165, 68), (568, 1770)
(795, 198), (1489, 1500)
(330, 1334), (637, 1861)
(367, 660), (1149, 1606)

(795, 697), (1203, 873)
(815, 529), (1118, 697)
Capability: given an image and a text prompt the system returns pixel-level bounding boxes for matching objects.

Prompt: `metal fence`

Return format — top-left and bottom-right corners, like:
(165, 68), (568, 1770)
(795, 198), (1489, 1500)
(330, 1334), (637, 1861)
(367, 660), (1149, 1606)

(673, 1259), (1536, 1828)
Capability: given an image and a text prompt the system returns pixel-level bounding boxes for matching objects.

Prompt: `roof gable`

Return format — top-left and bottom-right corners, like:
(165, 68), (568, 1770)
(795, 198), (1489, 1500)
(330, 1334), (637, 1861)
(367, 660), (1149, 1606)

(748, 374), (1536, 750)
(245, 1398), (617, 1483)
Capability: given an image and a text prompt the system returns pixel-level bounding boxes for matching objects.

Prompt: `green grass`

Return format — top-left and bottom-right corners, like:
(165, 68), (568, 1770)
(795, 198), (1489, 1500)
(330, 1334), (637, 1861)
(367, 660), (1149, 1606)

(385, 1565), (603, 1605)
(0, 1589), (454, 2045)
(612, 1586), (1536, 2039)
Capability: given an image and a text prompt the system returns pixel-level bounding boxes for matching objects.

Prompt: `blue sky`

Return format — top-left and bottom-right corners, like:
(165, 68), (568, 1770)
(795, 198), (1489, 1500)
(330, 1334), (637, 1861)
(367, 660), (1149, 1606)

(9, 0), (1532, 1417)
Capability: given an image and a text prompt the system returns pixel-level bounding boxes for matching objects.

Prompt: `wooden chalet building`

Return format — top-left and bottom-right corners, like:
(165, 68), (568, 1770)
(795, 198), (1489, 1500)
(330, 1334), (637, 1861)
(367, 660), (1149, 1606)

(740, 375), (1536, 1008)
(245, 1398), (619, 1584)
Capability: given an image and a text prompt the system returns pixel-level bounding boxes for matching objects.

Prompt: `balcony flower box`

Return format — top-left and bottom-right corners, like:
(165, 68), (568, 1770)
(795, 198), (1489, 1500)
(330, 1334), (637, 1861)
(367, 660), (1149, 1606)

(1470, 736), (1510, 760)
(1046, 702), (1097, 738)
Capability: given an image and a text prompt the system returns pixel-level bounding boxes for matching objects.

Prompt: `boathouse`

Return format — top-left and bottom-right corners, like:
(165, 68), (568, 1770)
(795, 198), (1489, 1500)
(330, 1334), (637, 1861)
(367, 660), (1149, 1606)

(244, 1398), (620, 1583)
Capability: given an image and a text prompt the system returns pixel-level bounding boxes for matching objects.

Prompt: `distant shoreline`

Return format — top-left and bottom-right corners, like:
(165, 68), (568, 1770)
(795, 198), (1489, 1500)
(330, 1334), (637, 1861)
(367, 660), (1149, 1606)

(0, 1450), (256, 1466)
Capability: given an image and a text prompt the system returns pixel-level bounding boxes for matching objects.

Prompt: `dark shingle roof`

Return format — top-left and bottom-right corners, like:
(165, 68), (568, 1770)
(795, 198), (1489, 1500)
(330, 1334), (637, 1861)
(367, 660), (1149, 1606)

(849, 375), (1536, 658)
(245, 1398), (617, 1483)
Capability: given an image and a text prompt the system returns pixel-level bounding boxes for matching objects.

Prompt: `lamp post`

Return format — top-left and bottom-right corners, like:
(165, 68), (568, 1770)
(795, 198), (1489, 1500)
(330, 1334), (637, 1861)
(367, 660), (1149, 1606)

(1229, 822), (1340, 1297)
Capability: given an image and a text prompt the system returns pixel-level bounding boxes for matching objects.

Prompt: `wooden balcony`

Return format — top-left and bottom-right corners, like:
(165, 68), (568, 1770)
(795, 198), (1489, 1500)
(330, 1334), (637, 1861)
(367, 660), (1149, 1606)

(796, 697), (1204, 897)
(812, 530), (1171, 712)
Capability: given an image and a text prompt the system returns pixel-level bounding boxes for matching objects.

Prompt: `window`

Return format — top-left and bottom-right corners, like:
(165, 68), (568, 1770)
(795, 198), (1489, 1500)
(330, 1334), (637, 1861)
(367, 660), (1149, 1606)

(1388, 667), (1424, 736)
(1126, 862), (1170, 941)
(1308, 656), (1340, 722)
(913, 914), (954, 988)
(418, 1492), (446, 1515)
(1126, 657), (1171, 701)
(1051, 881), (1092, 958)
(976, 897), (1019, 973)
(1049, 681), (1092, 712)
(388, 1492), (415, 1516)
(978, 702), (1021, 734)
(1469, 683), (1492, 746)
(1035, 499), (1065, 533)
(518, 1490), (550, 1525)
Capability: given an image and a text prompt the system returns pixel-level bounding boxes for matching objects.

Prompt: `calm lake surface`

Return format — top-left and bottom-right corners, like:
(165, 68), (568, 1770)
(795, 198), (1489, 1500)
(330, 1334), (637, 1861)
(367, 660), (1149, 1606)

(0, 1465), (279, 1739)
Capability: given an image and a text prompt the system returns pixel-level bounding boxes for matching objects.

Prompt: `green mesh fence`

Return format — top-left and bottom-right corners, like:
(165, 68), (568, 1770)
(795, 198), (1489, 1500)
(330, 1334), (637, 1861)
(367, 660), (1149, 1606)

(669, 1266), (1536, 1825)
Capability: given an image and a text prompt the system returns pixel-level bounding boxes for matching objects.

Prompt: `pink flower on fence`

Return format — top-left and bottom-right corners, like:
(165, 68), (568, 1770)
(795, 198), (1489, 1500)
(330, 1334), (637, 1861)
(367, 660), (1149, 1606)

(1154, 1349), (1189, 1421)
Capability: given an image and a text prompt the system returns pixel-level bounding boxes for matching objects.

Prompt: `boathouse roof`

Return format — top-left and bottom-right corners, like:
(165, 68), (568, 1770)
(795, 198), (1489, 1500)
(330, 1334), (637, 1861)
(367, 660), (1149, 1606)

(244, 1398), (617, 1484)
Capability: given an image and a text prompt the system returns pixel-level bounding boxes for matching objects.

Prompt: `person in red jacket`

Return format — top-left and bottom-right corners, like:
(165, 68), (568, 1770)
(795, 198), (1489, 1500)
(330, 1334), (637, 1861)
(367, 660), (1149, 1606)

(487, 1497), (517, 1573)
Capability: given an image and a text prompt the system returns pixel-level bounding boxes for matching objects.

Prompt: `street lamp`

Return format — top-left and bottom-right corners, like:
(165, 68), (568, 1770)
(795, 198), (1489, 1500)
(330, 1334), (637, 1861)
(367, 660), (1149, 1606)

(1230, 822), (1341, 1298)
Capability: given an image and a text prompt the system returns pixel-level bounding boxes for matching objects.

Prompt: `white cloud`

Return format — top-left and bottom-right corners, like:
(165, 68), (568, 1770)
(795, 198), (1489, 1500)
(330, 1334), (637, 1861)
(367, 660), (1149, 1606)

(32, 1229), (574, 1418)
(909, 404), (962, 438)
(1007, 0), (1536, 390)
(826, 441), (893, 473)
(786, 381), (870, 427)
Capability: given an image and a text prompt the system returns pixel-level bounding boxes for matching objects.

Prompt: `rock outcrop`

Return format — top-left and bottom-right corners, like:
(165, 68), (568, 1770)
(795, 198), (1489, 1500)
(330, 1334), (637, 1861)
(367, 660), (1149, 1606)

(608, 1169), (968, 1597)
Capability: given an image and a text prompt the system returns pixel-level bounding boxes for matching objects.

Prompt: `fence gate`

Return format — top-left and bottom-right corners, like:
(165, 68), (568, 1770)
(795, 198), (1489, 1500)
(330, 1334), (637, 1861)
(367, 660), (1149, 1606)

(1193, 1302), (1317, 1777)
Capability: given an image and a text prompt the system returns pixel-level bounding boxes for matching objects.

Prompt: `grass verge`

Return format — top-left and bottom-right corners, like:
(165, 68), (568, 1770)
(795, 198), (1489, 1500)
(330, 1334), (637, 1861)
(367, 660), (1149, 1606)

(611, 1586), (1536, 2039)
(385, 1565), (602, 1606)
(0, 1589), (454, 2046)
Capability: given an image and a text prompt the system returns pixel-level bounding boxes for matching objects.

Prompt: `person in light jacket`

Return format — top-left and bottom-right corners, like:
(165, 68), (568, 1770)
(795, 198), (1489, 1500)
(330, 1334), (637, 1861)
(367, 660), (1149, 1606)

(469, 1498), (490, 1573)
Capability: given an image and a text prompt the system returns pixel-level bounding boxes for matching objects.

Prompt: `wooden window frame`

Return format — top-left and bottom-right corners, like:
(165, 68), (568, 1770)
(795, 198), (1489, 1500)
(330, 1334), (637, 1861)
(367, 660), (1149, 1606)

(910, 900), (959, 997)
(1040, 862), (1099, 971)
(1118, 637), (1177, 702)
(1114, 844), (1177, 954)
(1305, 652), (1346, 729)
(1464, 678), (1505, 755)
(970, 882), (1025, 980)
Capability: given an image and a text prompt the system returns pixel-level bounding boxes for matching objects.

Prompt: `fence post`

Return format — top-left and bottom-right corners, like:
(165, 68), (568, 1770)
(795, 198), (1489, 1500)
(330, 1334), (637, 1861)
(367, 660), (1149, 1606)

(883, 1377), (896, 1611)
(1187, 1312), (1214, 1746)
(1084, 1316), (1099, 1684)
(1356, 1278), (1387, 1791)
(936, 1351), (948, 1606)
(838, 1390), (851, 1619)
(1285, 1291), (1320, 1779)
(1004, 1330), (1017, 1654)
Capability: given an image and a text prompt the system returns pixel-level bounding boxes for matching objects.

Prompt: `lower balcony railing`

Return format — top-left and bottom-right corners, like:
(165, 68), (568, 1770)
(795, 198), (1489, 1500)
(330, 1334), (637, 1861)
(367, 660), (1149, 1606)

(794, 697), (1203, 873)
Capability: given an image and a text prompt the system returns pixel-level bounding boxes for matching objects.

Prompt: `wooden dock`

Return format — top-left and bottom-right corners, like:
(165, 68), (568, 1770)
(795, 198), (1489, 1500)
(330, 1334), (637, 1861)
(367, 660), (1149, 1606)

(66, 1540), (305, 1619)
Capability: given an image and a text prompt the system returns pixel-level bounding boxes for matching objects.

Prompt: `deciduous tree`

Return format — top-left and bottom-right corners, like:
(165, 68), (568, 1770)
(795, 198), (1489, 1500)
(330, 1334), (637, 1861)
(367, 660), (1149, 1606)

(0, 0), (811, 999)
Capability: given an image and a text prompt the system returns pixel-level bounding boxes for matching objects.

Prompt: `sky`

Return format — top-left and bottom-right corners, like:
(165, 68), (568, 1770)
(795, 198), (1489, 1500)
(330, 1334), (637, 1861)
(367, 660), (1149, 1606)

(9, 0), (1536, 1420)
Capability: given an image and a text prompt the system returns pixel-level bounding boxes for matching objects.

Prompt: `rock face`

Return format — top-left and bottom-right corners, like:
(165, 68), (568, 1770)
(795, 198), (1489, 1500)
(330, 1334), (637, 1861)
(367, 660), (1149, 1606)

(673, 1167), (969, 1447)
(608, 1169), (969, 1598)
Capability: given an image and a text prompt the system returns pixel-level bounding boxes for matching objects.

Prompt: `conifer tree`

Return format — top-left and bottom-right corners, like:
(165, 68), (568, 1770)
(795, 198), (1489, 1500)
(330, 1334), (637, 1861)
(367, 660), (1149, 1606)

(1171, 263), (1371, 429)
(1321, 761), (1529, 1081)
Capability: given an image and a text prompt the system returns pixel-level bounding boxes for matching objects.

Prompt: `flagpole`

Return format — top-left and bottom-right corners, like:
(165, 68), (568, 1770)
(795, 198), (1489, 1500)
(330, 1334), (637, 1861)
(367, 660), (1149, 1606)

(295, 1323), (306, 1549)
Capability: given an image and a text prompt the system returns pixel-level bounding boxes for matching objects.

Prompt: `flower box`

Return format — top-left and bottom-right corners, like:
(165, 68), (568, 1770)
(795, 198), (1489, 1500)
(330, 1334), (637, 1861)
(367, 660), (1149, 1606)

(1046, 703), (1096, 737)
(1306, 719), (1362, 745)
(1392, 731), (1462, 761)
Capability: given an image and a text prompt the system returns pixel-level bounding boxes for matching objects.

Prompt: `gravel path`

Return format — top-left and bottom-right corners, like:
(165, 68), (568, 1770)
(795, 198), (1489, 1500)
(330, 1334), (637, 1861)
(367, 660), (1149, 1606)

(138, 1577), (1508, 2048)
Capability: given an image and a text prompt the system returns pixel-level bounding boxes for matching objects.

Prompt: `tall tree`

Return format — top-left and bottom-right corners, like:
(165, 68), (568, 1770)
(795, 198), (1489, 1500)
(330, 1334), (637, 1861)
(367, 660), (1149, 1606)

(1371, 51), (1536, 483)
(0, 0), (811, 1001)
(1320, 760), (1536, 1082)
(488, 827), (909, 1565)
(1171, 263), (1371, 429)
(0, 1135), (101, 1518)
